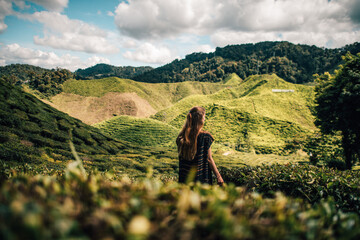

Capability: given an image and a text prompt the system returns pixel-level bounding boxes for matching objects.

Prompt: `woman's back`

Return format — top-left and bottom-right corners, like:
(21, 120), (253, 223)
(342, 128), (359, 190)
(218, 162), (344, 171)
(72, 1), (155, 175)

(178, 132), (214, 184)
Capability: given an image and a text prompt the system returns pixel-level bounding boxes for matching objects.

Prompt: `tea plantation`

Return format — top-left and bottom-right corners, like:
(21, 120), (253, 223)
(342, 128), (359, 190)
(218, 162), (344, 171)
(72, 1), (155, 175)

(1, 73), (360, 239)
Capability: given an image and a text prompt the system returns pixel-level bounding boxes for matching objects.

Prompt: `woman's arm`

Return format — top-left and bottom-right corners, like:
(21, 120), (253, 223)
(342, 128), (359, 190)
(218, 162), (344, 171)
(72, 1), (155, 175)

(207, 147), (224, 186)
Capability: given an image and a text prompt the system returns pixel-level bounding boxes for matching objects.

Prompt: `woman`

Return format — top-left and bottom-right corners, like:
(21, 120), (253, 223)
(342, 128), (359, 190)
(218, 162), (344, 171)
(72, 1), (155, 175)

(176, 106), (224, 186)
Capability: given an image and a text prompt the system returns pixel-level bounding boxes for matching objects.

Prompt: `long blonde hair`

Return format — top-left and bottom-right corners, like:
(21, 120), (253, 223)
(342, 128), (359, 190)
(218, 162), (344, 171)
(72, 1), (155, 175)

(176, 106), (206, 161)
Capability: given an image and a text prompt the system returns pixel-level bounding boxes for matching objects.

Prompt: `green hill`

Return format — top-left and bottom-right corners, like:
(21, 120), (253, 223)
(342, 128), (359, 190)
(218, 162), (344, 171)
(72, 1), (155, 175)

(224, 73), (242, 85)
(62, 77), (228, 110)
(0, 76), (309, 178)
(94, 115), (179, 147)
(152, 74), (315, 154)
(0, 79), (133, 163)
(46, 77), (229, 124)
(0, 79), (187, 176)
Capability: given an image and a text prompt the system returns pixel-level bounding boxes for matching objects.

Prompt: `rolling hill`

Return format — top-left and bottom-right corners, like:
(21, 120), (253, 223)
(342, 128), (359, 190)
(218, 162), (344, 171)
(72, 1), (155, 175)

(47, 77), (229, 124)
(0, 79), (131, 163)
(0, 74), (310, 177)
(0, 79), (186, 176)
(152, 74), (315, 154)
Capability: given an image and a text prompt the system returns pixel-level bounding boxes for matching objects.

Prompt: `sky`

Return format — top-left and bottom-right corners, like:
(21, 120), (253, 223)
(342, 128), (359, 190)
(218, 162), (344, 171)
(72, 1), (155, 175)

(0, 0), (359, 71)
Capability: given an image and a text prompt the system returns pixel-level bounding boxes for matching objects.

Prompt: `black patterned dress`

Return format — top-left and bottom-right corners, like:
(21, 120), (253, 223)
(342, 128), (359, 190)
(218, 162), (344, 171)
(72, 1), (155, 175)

(178, 132), (214, 184)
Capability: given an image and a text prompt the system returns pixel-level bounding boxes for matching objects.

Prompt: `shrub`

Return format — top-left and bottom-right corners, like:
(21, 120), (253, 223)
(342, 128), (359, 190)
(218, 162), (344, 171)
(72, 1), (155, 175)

(73, 127), (91, 142)
(1, 168), (360, 239)
(327, 158), (347, 171)
(52, 131), (69, 142)
(0, 132), (9, 143)
(22, 121), (42, 134)
(0, 110), (21, 128)
(57, 119), (73, 131)
(220, 164), (360, 214)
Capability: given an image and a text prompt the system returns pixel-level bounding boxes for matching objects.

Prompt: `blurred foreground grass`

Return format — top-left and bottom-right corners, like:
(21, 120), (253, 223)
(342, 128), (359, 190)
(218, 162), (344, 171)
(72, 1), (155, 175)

(1, 160), (360, 240)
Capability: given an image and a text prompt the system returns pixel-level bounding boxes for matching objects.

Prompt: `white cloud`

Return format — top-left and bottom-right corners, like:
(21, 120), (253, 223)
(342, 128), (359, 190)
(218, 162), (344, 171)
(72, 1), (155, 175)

(121, 37), (139, 48)
(123, 42), (177, 64)
(0, 0), (13, 33)
(28, 0), (68, 12)
(211, 31), (283, 47)
(114, 0), (210, 39)
(0, 43), (110, 71)
(107, 11), (114, 17)
(211, 29), (360, 49)
(28, 11), (119, 54)
(0, 0), (68, 34)
(191, 44), (214, 54)
(114, 0), (360, 48)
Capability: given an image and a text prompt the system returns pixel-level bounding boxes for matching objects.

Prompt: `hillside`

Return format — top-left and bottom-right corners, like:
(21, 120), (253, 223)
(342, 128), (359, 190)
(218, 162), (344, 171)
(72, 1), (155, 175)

(0, 78), (192, 176)
(152, 74), (315, 154)
(94, 115), (179, 147)
(47, 77), (228, 124)
(74, 63), (153, 80)
(0, 79), (132, 164)
(134, 41), (360, 84)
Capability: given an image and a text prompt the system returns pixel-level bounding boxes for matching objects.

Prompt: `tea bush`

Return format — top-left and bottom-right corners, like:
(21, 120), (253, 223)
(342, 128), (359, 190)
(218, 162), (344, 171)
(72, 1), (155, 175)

(220, 164), (360, 214)
(1, 163), (360, 240)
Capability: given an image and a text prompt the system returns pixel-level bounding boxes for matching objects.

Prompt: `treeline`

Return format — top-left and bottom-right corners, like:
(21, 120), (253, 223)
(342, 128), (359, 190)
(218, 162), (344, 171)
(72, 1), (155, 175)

(0, 64), (49, 84)
(134, 41), (360, 84)
(74, 63), (153, 80)
(0, 64), (73, 97)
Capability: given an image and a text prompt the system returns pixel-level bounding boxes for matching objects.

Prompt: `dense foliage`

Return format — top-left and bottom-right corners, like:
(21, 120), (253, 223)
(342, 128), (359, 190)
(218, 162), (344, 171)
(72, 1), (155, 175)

(220, 164), (360, 214)
(134, 41), (360, 84)
(304, 131), (345, 169)
(1, 163), (360, 240)
(74, 63), (153, 80)
(0, 64), (49, 84)
(0, 64), (73, 98)
(314, 53), (360, 169)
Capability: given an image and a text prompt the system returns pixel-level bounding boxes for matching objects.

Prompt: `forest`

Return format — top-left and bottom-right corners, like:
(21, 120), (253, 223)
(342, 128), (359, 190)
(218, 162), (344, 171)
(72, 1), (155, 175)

(0, 64), (73, 98)
(133, 41), (360, 84)
(74, 63), (153, 80)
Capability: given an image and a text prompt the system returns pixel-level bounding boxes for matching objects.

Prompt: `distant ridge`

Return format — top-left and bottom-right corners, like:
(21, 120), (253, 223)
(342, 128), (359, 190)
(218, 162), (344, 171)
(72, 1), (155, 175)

(133, 41), (360, 84)
(74, 63), (153, 80)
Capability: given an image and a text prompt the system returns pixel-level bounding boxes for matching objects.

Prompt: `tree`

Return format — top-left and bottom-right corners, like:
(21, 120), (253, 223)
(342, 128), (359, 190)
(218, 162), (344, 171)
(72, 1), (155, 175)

(314, 52), (360, 169)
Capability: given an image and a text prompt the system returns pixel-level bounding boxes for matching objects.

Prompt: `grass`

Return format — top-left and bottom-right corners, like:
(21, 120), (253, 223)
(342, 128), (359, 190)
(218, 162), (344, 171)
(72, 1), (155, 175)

(94, 115), (179, 147)
(61, 77), (228, 111)
(223, 72), (242, 85)
(152, 74), (315, 154)
(49, 74), (316, 155)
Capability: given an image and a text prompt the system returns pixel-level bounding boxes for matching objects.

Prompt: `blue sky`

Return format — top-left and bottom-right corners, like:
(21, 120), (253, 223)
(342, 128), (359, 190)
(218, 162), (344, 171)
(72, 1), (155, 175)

(0, 0), (359, 71)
